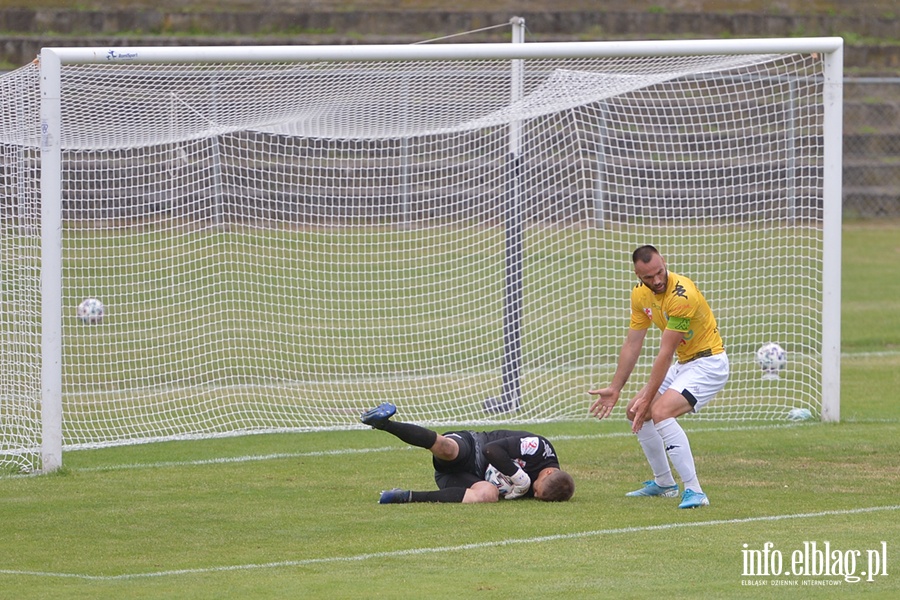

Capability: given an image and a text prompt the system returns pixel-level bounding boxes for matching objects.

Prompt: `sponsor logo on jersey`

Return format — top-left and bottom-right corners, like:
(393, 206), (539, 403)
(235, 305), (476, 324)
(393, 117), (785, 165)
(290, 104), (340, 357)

(667, 315), (691, 332)
(520, 436), (540, 455)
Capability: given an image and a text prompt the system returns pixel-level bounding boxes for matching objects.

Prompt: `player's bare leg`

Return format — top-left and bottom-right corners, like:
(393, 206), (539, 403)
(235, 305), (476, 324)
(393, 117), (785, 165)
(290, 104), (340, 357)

(428, 433), (460, 461)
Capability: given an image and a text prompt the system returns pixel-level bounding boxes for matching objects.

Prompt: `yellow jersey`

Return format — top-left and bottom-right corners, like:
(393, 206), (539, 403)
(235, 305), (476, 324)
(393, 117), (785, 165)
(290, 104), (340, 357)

(629, 271), (724, 364)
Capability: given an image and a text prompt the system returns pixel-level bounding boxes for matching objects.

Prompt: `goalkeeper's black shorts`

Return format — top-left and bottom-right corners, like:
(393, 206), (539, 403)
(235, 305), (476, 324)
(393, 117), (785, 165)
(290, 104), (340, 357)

(432, 430), (486, 490)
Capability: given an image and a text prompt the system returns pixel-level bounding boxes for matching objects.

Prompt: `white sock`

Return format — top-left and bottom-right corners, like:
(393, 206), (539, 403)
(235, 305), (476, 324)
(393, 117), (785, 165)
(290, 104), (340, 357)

(633, 420), (676, 487)
(655, 417), (702, 493)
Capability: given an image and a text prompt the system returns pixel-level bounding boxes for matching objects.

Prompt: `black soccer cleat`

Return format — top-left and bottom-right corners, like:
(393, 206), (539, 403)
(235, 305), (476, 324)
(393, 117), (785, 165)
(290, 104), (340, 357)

(360, 402), (397, 429)
(379, 488), (411, 504)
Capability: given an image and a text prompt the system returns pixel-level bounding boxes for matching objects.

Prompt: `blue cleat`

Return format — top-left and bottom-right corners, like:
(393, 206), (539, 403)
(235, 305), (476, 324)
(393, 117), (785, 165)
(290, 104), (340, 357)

(678, 489), (710, 509)
(379, 488), (411, 504)
(625, 480), (679, 498)
(361, 402), (396, 429)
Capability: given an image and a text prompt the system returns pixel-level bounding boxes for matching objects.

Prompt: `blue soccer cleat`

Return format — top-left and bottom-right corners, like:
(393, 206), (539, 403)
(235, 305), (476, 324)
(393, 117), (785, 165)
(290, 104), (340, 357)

(379, 488), (411, 504)
(678, 489), (710, 509)
(361, 402), (396, 429)
(625, 480), (679, 498)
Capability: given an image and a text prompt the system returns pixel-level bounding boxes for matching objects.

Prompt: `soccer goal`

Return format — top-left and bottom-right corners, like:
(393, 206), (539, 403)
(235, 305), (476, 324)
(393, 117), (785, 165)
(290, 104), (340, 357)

(0, 33), (843, 472)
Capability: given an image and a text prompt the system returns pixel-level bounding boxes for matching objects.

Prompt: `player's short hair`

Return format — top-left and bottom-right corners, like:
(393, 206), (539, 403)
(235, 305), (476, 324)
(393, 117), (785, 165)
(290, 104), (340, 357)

(537, 469), (575, 502)
(632, 245), (660, 265)
(631, 244), (659, 264)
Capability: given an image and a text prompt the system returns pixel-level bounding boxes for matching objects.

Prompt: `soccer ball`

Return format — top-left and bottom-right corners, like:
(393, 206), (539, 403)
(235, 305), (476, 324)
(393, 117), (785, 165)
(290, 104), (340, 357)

(484, 464), (514, 496)
(787, 407), (813, 421)
(756, 342), (786, 379)
(76, 297), (105, 324)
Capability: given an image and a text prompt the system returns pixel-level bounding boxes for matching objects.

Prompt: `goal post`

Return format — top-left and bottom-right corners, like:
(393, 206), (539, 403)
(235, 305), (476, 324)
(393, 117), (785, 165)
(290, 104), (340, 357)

(819, 44), (843, 423)
(2, 36), (844, 472)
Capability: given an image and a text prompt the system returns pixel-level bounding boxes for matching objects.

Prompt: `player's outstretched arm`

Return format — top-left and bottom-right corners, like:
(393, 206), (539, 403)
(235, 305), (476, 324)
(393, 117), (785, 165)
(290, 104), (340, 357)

(588, 387), (620, 419)
(589, 327), (647, 420)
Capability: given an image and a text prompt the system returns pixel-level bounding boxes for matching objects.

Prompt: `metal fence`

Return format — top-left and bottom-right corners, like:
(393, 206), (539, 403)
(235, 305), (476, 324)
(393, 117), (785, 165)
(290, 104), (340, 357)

(843, 77), (900, 219)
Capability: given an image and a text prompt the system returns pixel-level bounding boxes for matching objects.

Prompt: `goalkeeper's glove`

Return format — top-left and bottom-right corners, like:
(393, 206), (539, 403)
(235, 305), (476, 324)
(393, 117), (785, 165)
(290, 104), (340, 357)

(502, 468), (532, 500)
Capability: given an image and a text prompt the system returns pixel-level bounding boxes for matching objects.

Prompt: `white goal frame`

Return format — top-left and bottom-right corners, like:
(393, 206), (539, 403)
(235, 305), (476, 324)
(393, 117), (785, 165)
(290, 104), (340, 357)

(34, 36), (843, 472)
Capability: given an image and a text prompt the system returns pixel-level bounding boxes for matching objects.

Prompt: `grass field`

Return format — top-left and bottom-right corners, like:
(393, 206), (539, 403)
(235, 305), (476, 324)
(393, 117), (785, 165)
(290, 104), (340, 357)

(1, 221), (898, 599)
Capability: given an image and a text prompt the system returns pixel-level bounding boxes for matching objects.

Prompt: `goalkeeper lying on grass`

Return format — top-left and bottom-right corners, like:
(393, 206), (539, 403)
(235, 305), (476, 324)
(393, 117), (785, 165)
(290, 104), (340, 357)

(361, 403), (575, 504)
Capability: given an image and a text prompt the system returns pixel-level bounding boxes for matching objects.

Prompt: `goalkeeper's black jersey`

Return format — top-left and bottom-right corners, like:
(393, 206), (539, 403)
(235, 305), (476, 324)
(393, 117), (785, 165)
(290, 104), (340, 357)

(478, 430), (561, 481)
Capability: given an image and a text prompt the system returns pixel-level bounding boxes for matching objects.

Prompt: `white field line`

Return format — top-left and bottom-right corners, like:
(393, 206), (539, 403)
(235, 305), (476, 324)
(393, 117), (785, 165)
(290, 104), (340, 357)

(72, 422), (812, 473)
(1, 504), (897, 581)
(842, 350), (900, 358)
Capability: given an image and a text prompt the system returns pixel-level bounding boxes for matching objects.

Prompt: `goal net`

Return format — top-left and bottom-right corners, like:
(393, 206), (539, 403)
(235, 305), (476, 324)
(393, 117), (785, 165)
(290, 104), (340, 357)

(0, 39), (842, 471)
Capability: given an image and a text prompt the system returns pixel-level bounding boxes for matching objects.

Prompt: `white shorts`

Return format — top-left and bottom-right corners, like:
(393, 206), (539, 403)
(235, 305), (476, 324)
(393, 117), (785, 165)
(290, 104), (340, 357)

(659, 352), (729, 412)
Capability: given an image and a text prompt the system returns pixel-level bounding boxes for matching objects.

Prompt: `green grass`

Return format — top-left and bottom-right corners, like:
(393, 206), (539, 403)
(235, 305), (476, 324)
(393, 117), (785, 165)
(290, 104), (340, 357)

(841, 220), (900, 353)
(1, 417), (898, 598)
(1, 222), (898, 599)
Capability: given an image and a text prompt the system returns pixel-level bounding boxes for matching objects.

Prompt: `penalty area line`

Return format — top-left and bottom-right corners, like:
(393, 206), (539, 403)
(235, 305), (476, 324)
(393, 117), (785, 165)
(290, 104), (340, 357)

(2, 504), (898, 582)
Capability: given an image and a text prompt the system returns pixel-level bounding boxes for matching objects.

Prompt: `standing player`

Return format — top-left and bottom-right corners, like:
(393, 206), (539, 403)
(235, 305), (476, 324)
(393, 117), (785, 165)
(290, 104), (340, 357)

(588, 245), (728, 509)
(361, 402), (575, 503)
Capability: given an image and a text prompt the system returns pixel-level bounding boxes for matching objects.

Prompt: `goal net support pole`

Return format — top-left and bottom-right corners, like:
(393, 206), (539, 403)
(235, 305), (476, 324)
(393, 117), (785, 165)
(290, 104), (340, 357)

(500, 16), (527, 414)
